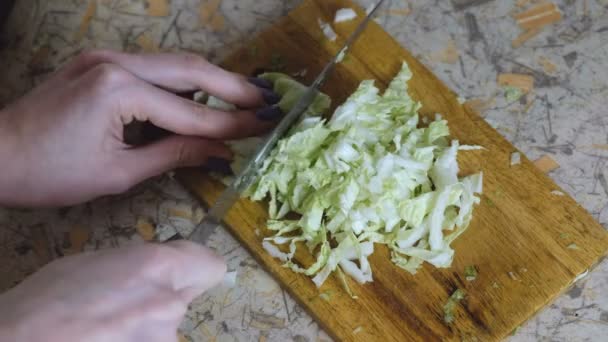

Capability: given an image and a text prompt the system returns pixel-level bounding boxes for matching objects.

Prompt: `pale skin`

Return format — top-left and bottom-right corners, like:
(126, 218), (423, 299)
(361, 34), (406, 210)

(0, 50), (281, 341)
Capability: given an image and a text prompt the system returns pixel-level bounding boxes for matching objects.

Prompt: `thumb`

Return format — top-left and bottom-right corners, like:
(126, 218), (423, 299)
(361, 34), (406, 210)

(120, 135), (232, 184)
(164, 240), (227, 302)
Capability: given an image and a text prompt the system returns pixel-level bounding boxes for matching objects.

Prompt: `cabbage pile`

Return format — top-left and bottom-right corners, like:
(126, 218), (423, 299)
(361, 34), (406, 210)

(225, 62), (482, 288)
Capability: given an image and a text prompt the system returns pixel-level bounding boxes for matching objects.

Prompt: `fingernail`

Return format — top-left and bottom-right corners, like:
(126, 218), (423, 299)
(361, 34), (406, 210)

(248, 77), (273, 89)
(203, 157), (233, 175)
(261, 88), (281, 105)
(255, 105), (283, 121)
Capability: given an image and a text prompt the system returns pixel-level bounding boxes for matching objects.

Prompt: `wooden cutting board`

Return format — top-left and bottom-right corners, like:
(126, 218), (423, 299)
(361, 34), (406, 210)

(176, 0), (608, 340)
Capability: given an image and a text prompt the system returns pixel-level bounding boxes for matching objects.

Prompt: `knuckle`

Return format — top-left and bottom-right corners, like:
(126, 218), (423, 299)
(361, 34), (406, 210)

(173, 140), (190, 166)
(89, 63), (133, 89)
(75, 49), (110, 64)
(180, 53), (209, 71)
(144, 243), (179, 270)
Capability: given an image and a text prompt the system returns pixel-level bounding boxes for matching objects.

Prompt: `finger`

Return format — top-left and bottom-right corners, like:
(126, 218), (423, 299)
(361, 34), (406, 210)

(119, 135), (231, 184)
(163, 240), (227, 301)
(61, 50), (267, 108)
(124, 83), (278, 139)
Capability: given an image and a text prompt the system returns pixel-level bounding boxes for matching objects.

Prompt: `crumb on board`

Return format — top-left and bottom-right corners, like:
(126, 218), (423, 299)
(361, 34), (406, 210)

(291, 69), (308, 78)
(459, 145), (486, 151)
(318, 18), (337, 41)
(319, 291), (333, 302)
(464, 265), (478, 281)
(443, 289), (466, 324)
(510, 151), (521, 166)
(334, 8), (357, 23)
(353, 326), (364, 334)
(567, 243), (579, 250)
(486, 197), (495, 207)
(551, 190), (565, 196)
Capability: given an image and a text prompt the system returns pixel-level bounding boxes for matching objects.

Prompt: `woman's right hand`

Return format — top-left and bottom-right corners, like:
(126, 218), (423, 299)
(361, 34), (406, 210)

(0, 50), (282, 207)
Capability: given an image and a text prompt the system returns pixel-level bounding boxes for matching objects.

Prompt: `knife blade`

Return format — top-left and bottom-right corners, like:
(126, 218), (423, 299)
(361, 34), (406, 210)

(172, 0), (387, 245)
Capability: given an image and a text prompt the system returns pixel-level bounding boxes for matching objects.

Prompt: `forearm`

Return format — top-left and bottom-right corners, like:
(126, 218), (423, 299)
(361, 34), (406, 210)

(0, 290), (24, 342)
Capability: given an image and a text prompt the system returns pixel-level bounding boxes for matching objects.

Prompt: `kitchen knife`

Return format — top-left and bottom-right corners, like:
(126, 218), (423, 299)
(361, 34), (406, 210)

(168, 0), (387, 244)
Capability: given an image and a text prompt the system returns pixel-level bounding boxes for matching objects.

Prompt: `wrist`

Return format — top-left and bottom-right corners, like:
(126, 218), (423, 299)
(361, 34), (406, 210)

(0, 107), (24, 206)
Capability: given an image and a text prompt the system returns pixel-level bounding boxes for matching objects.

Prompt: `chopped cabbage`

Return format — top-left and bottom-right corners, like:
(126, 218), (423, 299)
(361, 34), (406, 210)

(318, 19), (337, 41)
(206, 73), (330, 178)
(230, 62), (483, 288)
(510, 151), (521, 166)
(443, 288), (465, 324)
(334, 8), (358, 23)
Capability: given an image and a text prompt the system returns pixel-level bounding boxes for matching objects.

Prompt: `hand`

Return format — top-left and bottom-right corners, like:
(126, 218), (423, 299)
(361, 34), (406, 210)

(0, 50), (282, 207)
(0, 240), (226, 342)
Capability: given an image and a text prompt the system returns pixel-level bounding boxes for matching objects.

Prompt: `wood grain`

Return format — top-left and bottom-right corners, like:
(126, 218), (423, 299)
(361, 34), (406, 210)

(176, 0), (608, 340)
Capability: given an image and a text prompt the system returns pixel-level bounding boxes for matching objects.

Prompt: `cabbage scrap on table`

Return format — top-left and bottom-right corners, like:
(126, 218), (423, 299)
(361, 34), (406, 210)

(212, 62), (483, 289)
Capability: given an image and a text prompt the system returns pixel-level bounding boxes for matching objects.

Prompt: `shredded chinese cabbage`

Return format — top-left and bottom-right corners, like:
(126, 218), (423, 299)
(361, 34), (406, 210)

(215, 62), (483, 288)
